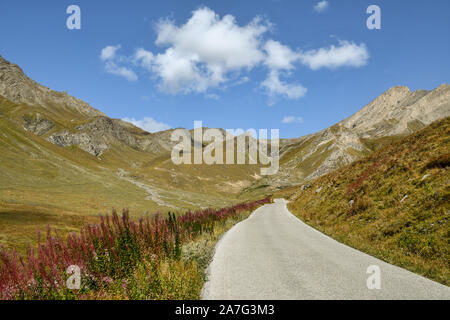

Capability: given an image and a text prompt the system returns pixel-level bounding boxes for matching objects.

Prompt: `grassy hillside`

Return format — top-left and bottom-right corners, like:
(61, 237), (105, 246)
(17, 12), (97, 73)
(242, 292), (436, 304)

(277, 117), (450, 285)
(0, 95), (263, 253)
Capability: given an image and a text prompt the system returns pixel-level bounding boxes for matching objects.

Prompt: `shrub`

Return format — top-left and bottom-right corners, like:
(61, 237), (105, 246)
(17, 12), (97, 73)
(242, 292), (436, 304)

(0, 198), (271, 300)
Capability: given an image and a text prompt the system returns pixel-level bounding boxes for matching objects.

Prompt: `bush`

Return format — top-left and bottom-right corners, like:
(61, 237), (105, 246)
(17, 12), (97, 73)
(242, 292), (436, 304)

(0, 198), (271, 300)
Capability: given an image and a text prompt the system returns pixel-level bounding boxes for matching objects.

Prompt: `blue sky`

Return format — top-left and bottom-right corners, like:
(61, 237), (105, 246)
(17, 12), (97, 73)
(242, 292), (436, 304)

(0, 0), (449, 138)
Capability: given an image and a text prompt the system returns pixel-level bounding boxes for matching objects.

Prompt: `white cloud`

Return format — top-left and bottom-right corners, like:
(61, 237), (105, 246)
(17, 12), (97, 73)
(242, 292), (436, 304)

(264, 40), (300, 70)
(134, 48), (154, 70)
(142, 7), (270, 93)
(104, 61), (137, 81)
(100, 45), (138, 81)
(152, 47), (209, 93)
(262, 40), (306, 103)
(314, 1), (329, 13)
(205, 93), (220, 100)
(282, 116), (304, 124)
(100, 45), (121, 61)
(299, 40), (369, 70)
(98, 8), (370, 104)
(122, 117), (171, 133)
(155, 9), (268, 70)
(261, 70), (307, 101)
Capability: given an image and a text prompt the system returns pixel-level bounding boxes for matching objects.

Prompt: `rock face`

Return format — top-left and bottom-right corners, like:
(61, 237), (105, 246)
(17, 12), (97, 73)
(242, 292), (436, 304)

(76, 117), (140, 149)
(46, 117), (174, 157)
(47, 130), (109, 157)
(23, 114), (54, 136)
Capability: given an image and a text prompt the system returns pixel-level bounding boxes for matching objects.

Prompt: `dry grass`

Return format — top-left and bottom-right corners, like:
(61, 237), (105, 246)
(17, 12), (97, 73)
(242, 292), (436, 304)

(0, 95), (264, 253)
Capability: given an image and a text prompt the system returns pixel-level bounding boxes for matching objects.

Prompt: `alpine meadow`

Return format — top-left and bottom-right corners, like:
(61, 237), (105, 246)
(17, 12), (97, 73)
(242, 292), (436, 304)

(0, 0), (449, 304)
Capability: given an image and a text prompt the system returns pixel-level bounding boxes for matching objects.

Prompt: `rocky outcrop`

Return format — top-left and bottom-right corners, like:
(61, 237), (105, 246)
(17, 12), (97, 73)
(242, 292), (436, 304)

(46, 116), (180, 156)
(46, 116), (141, 157)
(23, 115), (54, 136)
(47, 130), (108, 157)
(76, 117), (140, 148)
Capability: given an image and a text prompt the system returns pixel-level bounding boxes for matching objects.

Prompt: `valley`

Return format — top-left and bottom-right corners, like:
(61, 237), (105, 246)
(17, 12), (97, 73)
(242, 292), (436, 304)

(0, 54), (449, 286)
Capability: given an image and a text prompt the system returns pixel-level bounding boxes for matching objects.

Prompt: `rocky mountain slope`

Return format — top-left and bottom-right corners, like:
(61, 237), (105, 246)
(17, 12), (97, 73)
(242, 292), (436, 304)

(0, 55), (200, 158)
(243, 83), (450, 196)
(0, 55), (105, 118)
(0, 55), (262, 221)
(0, 53), (448, 231)
(341, 85), (450, 137)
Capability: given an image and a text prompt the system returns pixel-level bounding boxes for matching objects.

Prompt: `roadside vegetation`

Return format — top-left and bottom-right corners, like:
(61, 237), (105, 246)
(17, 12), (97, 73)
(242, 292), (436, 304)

(279, 117), (449, 285)
(0, 198), (270, 299)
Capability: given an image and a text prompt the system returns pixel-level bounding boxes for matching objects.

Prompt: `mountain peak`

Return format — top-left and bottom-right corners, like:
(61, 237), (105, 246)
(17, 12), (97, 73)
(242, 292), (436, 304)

(385, 85), (411, 94)
(340, 83), (449, 137)
(389, 85), (410, 90)
(0, 55), (105, 118)
(433, 83), (449, 92)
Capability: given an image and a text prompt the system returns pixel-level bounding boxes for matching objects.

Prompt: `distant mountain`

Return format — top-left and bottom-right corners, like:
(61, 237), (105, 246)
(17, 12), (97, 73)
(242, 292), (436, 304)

(0, 54), (262, 234)
(341, 85), (450, 137)
(243, 83), (450, 195)
(0, 54), (448, 216)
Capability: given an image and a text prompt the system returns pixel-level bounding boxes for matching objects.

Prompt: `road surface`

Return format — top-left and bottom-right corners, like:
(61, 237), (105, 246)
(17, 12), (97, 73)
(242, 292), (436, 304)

(202, 199), (450, 299)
